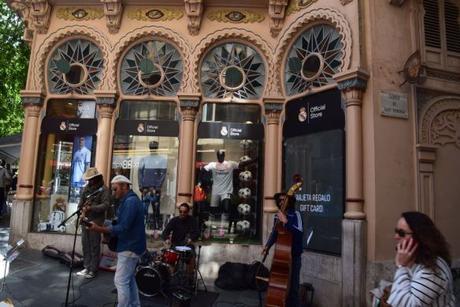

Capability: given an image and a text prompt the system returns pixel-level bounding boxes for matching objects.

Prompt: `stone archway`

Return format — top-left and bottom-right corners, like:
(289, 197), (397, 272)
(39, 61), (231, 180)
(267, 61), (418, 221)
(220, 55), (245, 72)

(417, 96), (460, 257)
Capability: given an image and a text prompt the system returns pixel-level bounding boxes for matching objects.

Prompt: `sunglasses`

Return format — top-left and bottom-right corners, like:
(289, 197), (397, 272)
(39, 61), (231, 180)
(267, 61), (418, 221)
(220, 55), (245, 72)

(394, 228), (413, 237)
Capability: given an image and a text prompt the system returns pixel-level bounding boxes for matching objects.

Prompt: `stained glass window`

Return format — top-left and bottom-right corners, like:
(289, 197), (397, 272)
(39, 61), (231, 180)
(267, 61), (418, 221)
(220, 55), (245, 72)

(120, 40), (183, 96)
(48, 39), (104, 95)
(285, 25), (343, 96)
(201, 43), (265, 100)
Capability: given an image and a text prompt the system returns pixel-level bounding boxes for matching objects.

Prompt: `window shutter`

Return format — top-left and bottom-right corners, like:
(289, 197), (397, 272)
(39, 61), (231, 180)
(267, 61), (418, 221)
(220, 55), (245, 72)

(423, 0), (441, 48)
(444, 0), (460, 53)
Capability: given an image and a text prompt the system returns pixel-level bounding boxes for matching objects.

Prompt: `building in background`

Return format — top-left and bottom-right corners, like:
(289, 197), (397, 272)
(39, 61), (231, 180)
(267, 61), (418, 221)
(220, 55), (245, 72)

(7, 0), (459, 305)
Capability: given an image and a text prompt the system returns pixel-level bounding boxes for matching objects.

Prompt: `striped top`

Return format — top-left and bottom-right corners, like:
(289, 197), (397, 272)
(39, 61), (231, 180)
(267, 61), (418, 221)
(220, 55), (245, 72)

(387, 257), (456, 307)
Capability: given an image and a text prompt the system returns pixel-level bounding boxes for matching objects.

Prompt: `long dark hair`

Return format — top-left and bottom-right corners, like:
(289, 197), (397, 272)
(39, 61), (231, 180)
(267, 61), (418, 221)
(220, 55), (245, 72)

(402, 211), (451, 269)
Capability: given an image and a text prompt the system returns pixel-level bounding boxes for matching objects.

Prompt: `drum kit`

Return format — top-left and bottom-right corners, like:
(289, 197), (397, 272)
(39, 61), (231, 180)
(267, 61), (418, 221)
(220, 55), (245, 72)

(135, 245), (194, 297)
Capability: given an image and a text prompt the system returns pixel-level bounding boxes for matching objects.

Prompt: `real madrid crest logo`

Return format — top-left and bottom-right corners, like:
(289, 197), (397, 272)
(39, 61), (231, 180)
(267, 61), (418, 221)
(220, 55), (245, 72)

(220, 126), (228, 136)
(137, 123), (145, 133)
(298, 107), (308, 122)
(59, 121), (67, 131)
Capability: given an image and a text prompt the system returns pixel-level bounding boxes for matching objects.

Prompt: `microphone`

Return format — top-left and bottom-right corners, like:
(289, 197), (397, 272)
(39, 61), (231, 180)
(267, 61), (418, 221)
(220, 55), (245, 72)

(85, 186), (104, 200)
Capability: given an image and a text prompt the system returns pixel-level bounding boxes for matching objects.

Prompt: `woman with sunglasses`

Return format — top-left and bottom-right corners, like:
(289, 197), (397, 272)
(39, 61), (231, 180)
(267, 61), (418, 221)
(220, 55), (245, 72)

(387, 211), (455, 306)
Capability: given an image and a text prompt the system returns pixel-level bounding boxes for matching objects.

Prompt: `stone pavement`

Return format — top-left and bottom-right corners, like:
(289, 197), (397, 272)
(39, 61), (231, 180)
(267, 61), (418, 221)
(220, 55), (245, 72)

(0, 216), (261, 307)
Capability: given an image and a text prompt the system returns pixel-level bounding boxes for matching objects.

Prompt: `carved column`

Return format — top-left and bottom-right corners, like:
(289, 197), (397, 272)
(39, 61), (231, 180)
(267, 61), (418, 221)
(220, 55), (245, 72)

(416, 144), (437, 218)
(95, 92), (116, 181)
(10, 91), (44, 243)
(334, 68), (369, 307)
(334, 68), (369, 219)
(263, 98), (284, 213)
(16, 92), (45, 200)
(177, 94), (200, 206)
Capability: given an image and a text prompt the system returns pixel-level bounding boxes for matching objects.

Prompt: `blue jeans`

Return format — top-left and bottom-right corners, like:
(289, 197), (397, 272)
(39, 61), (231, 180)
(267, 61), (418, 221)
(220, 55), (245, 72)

(114, 252), (140, 307)
(287, 254), (301, 307)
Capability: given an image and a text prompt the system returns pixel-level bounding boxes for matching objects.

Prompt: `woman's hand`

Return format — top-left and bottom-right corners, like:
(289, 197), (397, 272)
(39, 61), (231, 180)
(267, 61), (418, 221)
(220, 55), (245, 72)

(395, 237), (418, 267)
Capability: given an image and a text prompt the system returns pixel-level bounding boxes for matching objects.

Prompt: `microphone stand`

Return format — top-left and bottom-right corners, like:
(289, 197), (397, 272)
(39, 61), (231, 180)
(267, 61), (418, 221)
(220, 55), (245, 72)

(58, 207), (86, 307)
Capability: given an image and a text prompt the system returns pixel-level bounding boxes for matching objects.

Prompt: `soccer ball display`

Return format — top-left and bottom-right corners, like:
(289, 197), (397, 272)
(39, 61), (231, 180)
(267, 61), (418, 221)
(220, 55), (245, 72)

(239, 155), (251, 163)
(238, 187), (251, 199)
(240, 139), (253, 149)
(239, 170), (252, 182)
(236, 220), (251, 232)
(237, 203), (251, 215)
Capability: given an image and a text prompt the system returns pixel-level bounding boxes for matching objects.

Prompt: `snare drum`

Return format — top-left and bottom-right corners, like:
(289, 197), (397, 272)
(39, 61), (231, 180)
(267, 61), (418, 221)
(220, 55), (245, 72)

(174, 246), (193, 263)
(162, 249), (180, 265)
(135, 263), (170, 297)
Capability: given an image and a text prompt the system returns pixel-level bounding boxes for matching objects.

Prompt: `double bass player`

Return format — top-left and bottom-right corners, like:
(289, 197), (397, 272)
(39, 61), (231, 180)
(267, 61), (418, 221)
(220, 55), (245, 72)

(262, 192), (304, 307)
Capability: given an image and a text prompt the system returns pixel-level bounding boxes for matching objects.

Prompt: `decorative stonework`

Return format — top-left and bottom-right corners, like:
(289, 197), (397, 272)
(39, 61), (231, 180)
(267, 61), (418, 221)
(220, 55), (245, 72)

(56, 8), (104, 20)
(184, 0), (203, 36)
(178, 94), (201, 121)
(207, 9), (264, 23)
(101, 0), (123, 34)
(33, 26), (111, 92)
(286, 0), (318, 16)
(340, 0), (353, 5)
(268, 0), (289, 37)
(419, 97), (460, 147)
(275, 7), (352, 95)
(127, 8), (184, 21)
(112, 26), (191, 94)
(192, 28), (273, 97)
(431, 110), (460, 148)
(264, 98), (284, 125)
(29, 0), (51, 34)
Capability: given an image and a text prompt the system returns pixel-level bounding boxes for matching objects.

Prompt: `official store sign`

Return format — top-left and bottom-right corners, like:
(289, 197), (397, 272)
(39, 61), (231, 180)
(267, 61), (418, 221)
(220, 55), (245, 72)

(115, 120), (179, 137)
(42, 118), (97, 134)
(380, 91), (408, 119)
(199, 122), (264, 140)
(283, 89), (344, 138)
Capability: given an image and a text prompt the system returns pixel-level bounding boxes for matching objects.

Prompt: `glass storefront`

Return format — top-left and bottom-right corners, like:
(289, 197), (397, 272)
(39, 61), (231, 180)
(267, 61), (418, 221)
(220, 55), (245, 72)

(32, 100), (97, 234)
(283, 89), (345, 255)
(194, 103), (264, 244)
(111, 101), (179, 243)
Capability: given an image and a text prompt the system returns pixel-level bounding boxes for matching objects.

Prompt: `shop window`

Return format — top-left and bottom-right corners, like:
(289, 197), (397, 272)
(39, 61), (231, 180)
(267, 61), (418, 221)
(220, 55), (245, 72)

(283, 89), (344, 255)
(200, 43), (266, 100)
(32, 100), (97, 234)
(120, 40), (183, 96)
(112, 101), (179, 245)
(195, 103), (264, 244)
(285, 24), (343, 96)
(48, 39), (104, 95)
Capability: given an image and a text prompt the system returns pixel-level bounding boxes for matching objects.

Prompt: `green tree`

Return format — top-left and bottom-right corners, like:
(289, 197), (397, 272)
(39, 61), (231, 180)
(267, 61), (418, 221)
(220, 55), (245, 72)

(0, 0), (30, 137)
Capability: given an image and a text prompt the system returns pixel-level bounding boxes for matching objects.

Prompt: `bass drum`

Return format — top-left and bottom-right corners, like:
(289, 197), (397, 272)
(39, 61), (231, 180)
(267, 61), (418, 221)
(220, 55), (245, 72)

(135, 263), (170, 297)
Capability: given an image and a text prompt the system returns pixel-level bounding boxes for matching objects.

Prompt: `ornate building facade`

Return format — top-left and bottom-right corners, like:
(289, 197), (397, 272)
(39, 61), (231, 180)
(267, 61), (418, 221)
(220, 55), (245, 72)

(8, 0), (460, 305)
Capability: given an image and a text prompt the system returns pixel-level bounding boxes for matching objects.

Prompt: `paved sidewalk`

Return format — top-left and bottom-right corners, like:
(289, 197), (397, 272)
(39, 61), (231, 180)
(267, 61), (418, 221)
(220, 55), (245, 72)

(0, 215), (261, 307)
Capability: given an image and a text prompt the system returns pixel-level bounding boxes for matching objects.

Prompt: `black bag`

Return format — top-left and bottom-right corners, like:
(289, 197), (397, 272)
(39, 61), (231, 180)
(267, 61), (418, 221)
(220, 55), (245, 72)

(215, 261), (269, 290)
(41, 245), (83, 268)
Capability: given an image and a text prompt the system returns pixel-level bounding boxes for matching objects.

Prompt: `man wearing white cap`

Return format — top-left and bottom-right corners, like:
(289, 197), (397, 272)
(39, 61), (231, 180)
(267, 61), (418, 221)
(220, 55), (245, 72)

(88, 174), (146, 307)
(76, 167), (110, 279)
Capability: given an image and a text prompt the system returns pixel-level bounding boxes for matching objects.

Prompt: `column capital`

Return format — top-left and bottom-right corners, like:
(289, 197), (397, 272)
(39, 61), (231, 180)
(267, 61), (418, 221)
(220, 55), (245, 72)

(94, 90), (118, 106)
(178, 93), (201, 109)
(20, 90), (45, 107)
(334, 67), (370, 92)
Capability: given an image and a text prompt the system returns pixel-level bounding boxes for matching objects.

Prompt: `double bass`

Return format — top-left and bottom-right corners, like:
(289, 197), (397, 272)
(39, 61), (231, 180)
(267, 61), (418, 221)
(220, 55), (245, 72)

(265, 175), (303, 307)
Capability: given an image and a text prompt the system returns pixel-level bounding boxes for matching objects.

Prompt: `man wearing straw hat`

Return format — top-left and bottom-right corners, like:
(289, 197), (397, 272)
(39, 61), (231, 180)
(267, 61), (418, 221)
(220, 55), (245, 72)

(76, 167), (110, 279)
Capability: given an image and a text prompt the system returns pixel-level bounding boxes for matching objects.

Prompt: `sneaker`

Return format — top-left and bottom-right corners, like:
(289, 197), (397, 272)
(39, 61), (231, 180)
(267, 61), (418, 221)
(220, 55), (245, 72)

(84, 271), (96, 279)
(76, 269), (88, 276)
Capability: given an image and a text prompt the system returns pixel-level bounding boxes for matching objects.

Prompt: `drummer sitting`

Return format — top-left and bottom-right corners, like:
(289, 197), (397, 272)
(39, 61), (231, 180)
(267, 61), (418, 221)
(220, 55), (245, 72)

(162, 203), (199, 248)
(162, 203), (199, 285)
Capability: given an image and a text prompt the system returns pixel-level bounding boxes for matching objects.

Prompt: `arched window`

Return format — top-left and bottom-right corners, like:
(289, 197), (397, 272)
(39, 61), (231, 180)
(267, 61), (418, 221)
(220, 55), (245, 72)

(284, 24), (343, 96)
(120, 40), (183, 96)
(48, 39), (104, 94)
(200, 42), (266, 100)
